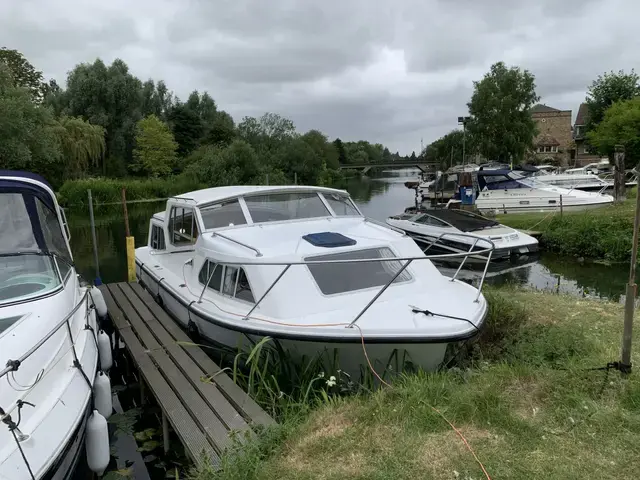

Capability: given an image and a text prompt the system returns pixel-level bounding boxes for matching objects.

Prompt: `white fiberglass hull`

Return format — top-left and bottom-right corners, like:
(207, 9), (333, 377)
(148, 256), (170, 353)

(476, 190), (613, 215)
(136, 258), (485, 380)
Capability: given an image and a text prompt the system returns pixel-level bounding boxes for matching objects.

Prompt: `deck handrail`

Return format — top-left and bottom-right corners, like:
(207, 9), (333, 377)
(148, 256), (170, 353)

(196, 231), (495, 327)
(0, 290), (90, 380)
(211, 231), (263, 257)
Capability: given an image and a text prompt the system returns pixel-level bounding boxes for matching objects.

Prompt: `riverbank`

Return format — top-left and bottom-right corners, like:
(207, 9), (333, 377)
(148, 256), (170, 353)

(189, 288), (640, 480)
(497, 193), (638, 262)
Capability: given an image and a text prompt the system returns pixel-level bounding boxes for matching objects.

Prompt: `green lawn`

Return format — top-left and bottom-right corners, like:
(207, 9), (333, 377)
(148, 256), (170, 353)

(496, 194), (638, 262)
(191, 288), (640, 480)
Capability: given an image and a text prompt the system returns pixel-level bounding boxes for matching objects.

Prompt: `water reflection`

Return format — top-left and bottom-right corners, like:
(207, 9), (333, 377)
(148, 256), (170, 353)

(67, 171), (629, 303)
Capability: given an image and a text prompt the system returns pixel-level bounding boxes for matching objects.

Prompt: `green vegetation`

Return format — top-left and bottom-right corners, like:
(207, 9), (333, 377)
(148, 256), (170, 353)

(189, 288), (640, 480)
(589, 97), (640, 165)
(497, 195), (637, 262)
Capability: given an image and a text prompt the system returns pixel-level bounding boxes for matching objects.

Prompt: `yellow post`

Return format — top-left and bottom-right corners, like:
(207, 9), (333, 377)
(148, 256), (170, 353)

(122, 188), (136, 282)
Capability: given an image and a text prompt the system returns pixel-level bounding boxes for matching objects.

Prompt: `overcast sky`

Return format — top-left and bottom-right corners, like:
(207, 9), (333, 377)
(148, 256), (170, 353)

(1, 0), (638, 154)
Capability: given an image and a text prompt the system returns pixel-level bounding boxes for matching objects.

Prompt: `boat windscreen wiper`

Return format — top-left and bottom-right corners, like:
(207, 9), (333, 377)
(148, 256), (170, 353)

(0, 250), (48, 258)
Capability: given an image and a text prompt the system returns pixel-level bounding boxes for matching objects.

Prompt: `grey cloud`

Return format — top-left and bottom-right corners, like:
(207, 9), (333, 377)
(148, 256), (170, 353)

(1, 0), (639, 154)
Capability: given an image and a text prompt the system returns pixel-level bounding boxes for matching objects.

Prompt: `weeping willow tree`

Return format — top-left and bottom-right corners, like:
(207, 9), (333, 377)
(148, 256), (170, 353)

(56, 116), (106, 178)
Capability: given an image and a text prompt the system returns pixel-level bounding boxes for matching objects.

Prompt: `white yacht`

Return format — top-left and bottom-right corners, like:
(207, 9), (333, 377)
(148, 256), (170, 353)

(386, 208), (538, 262)
(0, 171), (110, 479)
(474, 169), (614, 214)
(135, 186), (492, 379)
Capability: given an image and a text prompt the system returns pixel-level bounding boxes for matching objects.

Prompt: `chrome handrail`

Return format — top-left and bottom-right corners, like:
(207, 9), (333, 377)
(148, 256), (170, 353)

(0, 290), (90, 380)
(211, 231), (263, 257)
(194, 231), (495, 327)
(364, 217), (407, 236)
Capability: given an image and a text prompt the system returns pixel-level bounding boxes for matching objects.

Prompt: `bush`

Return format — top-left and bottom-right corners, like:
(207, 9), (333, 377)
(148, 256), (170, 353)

(58, 176), (205, 209)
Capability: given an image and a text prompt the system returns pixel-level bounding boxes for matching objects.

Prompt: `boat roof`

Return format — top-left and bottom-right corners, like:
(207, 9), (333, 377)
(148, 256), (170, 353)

(172, 185), (351, 207)
(476, 169), (516, 177)
(421, 209), (499, 231)
(0, 170), (57, 211)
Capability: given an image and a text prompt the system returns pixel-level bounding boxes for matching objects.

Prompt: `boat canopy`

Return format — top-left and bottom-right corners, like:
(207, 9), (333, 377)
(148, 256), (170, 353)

(476, 169), (527, 191)
(423, 209), (499, 232)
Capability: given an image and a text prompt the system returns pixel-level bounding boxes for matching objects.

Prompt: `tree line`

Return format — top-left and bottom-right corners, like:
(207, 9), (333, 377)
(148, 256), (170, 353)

(0, 47), (416, 190)
(422, 61), (640, 169)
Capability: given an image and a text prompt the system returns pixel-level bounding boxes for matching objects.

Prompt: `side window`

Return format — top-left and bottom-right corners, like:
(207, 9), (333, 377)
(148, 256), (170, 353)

(150, 224), (166, 250)
(168, 207), (199, 246)
(198, 260), (222, 292)
(235, 269), (255, 303)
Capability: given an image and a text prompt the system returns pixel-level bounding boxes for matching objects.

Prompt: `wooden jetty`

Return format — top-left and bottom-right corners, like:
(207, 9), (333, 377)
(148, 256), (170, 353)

(98, 282), (275, 468)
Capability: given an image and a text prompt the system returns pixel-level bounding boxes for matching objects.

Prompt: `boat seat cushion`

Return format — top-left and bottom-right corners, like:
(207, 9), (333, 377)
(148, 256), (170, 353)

(302, 232), (357, 248)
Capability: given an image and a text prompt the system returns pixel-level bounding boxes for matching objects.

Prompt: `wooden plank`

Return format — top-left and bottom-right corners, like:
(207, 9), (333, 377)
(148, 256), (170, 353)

(129, 282), (275, 427)
(119, 283), (250, 433)
(99, 285), (131, 331)
(101, 286), (218, 466)
(108, 284), (162, 352)
(111, 283), (233, 452)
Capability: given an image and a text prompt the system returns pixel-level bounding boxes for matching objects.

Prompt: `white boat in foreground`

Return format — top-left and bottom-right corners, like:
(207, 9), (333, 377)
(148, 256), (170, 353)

(386, 208), (538, 262)
(0, 171), (111, 479)
(475, 169), (614, 214)
(135, 185), (493, 379)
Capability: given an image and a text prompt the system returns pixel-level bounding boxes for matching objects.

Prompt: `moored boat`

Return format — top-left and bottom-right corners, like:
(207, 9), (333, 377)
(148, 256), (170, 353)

(135, 185), (493, 379)
(0, 171), (111, 479)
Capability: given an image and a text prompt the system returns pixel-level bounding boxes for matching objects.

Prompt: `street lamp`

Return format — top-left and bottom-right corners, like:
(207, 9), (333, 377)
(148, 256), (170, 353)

(458, 116), (471, 167)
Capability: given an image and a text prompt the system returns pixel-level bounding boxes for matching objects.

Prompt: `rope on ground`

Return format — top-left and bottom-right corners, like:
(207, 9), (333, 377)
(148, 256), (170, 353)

(526, 208), (557, 232)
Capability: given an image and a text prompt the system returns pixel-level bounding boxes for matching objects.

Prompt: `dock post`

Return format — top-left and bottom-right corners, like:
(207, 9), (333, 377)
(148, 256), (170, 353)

(122, 188), (136, 282)
(162, 412), (170, 453)
(560, 195), (563, 217)
(88, 189), (101, 285)
(620, 174), (640, 373)
(266, 173), (269, 185)
(614, 145), (626, 203)
(294, 172), (297, 185)
(139, 380), (145, 406)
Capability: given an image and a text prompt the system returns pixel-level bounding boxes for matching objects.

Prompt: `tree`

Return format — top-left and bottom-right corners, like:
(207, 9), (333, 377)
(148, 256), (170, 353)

(0, 64), (63, 183)
(587, 98), (640, 166)
(409, 151), (417, 161)
(586, 70), (640, 133)
(0, 47), (47, 102)
(382, 147), (392, 162)
(333, 138), (348, 164)
(422, 130), (468, 170)
(301, 130), (339, 170)
(132, 115), (177, 177)
(55, 116), (106, 179)
(467, 61), (539, 163)
(55, 58), (144, 175)
(168, 102), (203, 157)
(206, 110), (236, 147)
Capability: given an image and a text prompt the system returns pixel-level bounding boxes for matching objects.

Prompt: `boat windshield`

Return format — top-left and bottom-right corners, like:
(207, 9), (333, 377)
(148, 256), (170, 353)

(321, 192), (360, 216)
(244, 192), (330, 223)
(0, 193), (68, 303)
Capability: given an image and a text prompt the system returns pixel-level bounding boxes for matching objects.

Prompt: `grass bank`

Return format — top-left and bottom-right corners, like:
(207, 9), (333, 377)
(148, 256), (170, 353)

(190, 288), (640, 480)
(57, 176), (205, 210)
(497, 192), (637, 262)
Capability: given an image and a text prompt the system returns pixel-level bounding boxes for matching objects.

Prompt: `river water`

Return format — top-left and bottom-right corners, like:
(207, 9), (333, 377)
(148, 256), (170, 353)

(67, 168), (629, 302)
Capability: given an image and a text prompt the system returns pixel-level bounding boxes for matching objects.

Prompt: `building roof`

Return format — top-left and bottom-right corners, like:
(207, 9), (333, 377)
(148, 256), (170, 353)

(575, 102), (589, 126)
(531, 104), (560, 113)
(535, 134), (560, 146)
(172, 185), (350, 206)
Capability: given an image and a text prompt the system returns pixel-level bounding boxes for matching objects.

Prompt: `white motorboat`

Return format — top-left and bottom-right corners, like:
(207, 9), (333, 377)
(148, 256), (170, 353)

(529, 172), (611, 192)
(474, 169), (614, 214)
(386, 208), (538, 262)
(135, 185), (492, 379)
(0, 171), (111, 479)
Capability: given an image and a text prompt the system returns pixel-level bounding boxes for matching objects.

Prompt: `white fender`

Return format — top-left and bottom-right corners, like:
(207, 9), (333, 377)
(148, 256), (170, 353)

(90, 287), (108, 318)
(93, 371), (112, 419)
(85, 410), (110, 475)
(97, 330), (112, 371)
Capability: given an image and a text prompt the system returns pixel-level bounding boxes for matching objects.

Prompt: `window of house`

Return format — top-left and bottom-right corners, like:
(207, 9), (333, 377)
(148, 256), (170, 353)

(168, 207), (199, 246)
(198, 260), (254, 302)
(544, 146), (552, 153)
(150, 224), (166, 250)
(582, 146), (588, 154)
(200, 199), (247, 230)
(537, 147), (544, 153)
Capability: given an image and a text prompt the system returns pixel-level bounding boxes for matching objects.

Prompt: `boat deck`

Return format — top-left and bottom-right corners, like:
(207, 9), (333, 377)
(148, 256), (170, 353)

(98, 282), (275, 468)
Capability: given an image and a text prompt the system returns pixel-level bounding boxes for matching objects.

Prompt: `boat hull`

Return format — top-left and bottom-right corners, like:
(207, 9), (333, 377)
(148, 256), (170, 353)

(139, 274), (465, 380)
(477, 199), (612, 214)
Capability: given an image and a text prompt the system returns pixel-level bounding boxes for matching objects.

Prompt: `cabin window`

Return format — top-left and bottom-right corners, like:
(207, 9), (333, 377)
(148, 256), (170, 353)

(413, 214), (449, 227)
(305, 247), (412, 295)
(245, 192), (330, 223)
(322, 193), (359, 216)
(168, 207), (199, 246)
(200, 199), (247, 230)
(198, 260), (223, 292)
(198, 261), (254, 302)
(150, 224), (166, 250)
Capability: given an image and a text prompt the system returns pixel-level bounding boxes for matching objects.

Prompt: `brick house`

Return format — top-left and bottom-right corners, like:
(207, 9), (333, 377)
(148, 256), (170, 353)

(573, 103), (602, 166)
(530, 104), (573, 166)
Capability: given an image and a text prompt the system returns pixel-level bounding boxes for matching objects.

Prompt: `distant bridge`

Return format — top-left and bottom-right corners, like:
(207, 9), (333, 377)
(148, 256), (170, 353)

(339, 161), (437, 174)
